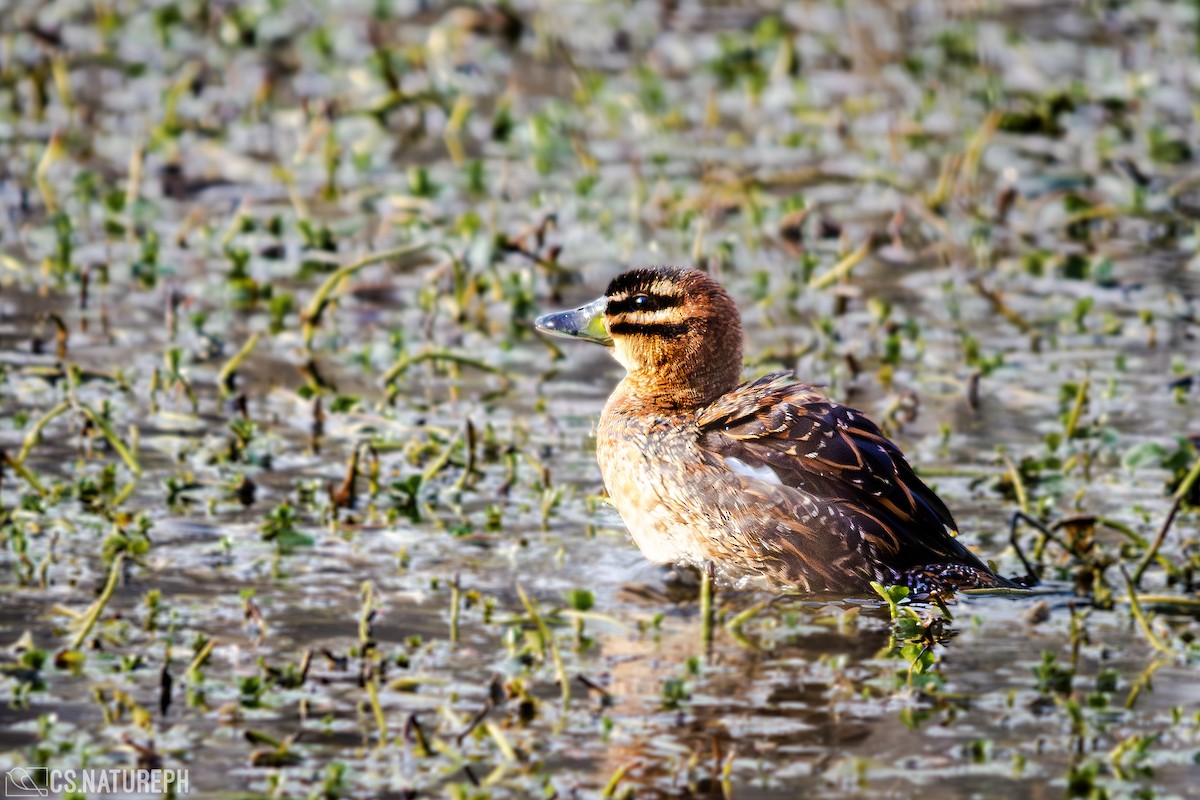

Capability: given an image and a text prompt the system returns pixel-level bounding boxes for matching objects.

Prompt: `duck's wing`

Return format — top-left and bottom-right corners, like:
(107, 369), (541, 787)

(696, 372), (993, 583)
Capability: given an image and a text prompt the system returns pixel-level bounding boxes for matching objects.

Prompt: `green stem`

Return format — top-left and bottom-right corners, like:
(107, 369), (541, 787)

(2, 450), (48, 495)
(1063, 377), (1090, 440)
(302, 242), (434, 350)
(78, 401), (142, 476)
(421, 427), (463, 485)
(516, 584), (570, 707)
(15, 400), (71, 464)
(1001, 454), (1030, 516)
(217, 332), (261, 398)
(449, 574), (461, 644)
(1123, 656), (1169, 710)
(725, 599), (770, 650)
(186, 638), (216, 679)
(364, 665), (389, 748)
(382, 348), (503, 387)
(700, 564), (714, 646)
(72, 554), (125, 649)
(808, 240), (871, 290)
(600, 760), (638, 799)
(359, 581), (375, 645)
(1120, 567), (1173, 655)
(452, 419), (477, 492)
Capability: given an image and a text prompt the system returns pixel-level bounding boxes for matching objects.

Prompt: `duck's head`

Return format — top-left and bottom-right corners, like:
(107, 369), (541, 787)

(535, 266), (743, 411)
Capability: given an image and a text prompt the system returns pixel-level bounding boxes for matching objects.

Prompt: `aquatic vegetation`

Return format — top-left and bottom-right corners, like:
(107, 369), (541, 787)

(0, 1), (1198, 798)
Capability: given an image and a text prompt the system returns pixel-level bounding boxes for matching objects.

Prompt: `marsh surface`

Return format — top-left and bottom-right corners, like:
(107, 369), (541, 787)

(1, 1), (1198, 798)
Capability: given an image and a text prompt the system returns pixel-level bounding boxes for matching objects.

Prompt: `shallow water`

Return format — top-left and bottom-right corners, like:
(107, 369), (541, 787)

(1, 1), (1199, 798)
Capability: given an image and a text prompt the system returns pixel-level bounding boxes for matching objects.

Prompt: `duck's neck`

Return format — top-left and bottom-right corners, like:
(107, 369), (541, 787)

(609, 361), (742, 416)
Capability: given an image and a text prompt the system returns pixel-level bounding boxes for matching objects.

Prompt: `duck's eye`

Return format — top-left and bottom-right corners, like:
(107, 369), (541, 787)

(607, 291), (682, 316)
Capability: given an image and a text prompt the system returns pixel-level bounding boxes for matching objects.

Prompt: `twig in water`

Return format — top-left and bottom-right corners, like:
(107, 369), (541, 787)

(1008, 510), (1043, 584)
(1132, 452), (1200, 586)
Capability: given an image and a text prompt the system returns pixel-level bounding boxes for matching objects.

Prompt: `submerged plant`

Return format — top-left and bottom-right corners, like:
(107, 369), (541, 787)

(871, 583), (952, 693)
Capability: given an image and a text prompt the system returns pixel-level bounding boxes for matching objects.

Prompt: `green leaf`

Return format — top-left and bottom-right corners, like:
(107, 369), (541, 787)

(566, 589), (595, 612)
(1122, 441), (1167, 471)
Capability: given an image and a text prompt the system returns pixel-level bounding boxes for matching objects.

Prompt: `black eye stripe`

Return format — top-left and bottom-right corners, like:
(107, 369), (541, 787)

(608, 320), (691, 338)
(607, 293), (683, 315)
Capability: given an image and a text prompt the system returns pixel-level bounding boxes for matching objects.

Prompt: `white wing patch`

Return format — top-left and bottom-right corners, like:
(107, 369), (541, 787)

(724, 456), (783, 486)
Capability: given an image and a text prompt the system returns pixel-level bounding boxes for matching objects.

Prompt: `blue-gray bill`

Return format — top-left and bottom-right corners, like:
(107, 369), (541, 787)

(533, 297), (612, 346)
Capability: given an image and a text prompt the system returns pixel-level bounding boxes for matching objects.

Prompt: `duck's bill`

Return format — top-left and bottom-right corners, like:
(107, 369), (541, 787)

(533, 297), (612, 346)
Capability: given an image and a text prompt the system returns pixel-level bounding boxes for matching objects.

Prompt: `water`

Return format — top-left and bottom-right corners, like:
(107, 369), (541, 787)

(1, 1), (1198, 797)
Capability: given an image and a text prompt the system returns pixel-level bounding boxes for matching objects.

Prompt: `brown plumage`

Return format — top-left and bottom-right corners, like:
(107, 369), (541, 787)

(535, 266), (1012, 595)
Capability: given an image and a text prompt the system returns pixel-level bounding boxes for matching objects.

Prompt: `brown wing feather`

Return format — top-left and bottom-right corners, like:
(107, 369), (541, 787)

(697, 372), (995, 584)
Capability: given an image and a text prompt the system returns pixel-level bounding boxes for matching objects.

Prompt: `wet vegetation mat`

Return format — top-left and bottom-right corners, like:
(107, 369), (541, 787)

(1, 0), (1199, 797)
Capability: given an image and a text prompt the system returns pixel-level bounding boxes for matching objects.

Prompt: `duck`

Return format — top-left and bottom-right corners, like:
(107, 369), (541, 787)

(535, 266), (1014, 595)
